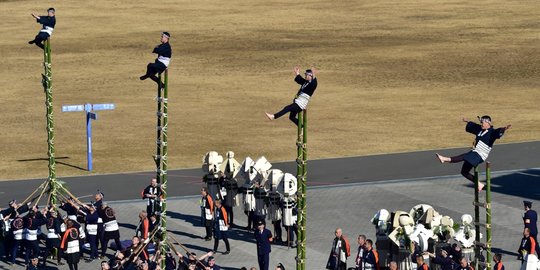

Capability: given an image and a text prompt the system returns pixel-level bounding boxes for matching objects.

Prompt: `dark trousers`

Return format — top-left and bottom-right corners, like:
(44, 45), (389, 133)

(100, 235), (122, 256)
(68, 262), (79, 270)
(257, 252), (270, 270)
(450, 154), (475, 182)
(205, 223), (213, 239)
(246, 211), (255, 230)
(224, 205), (234, 225)
(141, 61), (167, 85)
(24, 240), (40, 264)
(29, 32), (50, 49)
(87, 235), (98, 259)
(10, 239), (21, 263)
(213, 233), (230, 252)
(97, 224), (104, 250)
(273, 220), (282, 242)
(2, 235), (12, 260)
(284, 224), (298, 245)
(273, 103), (303, 126)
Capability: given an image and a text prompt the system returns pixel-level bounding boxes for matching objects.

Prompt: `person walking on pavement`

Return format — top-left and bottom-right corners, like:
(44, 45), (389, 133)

(254, 220), (273, 270)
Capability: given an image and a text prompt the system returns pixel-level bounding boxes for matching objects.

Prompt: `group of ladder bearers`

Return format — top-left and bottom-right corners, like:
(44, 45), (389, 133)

(201, 173), (299, 248)
(0, 191), (125, 268)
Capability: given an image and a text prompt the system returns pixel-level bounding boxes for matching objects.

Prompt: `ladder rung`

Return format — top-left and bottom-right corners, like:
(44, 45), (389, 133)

(473, 201), (489, 208)
(474, 222), (491, 228)
(475, 242), (491, 248)
(478, 261), (491, 268)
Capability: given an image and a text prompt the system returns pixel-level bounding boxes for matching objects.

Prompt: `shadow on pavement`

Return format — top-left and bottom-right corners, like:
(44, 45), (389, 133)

(490, 169), (540, 201)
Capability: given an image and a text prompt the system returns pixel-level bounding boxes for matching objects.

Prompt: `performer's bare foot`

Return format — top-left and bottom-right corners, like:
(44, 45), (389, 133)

(435, 153), (447, 163)
(265, 112), (275, 120)
(477, 182), (485, 191)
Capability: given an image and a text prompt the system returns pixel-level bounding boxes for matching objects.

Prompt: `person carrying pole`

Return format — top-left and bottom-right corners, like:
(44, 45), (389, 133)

(28, 8), (56, 50)
(436, 116), (511, 191)
(140, 32), (172, 87)
(266, 66), (317, 126)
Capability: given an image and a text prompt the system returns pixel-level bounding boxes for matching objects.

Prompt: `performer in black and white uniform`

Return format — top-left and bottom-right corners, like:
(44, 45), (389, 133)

(61, 220), (80, 270)
(28, 8), (56, 49)
(266, 66), (318, 126)
(23, 207), (48, 265)
(436, 116), (511, 190)
(140, 32), (172, 87)
(141, 178), (162, 217)
(99, 203), (122, 257)
(44, 209), (64, 266)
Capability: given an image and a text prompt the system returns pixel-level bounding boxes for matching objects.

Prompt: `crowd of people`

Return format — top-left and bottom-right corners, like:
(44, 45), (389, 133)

(0, 176), (294, 270)
(325, 200), (538, 270)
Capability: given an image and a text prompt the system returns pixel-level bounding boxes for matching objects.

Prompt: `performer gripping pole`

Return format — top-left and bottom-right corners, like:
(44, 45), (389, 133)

(266, 66), (317, 126)
(140, 32), (172, 87)
(436, 116), (511, 191)
(28, 8), (56, 50)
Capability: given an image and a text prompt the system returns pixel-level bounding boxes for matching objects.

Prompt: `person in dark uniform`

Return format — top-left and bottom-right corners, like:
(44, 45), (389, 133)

(266, 66), (318, 126)
(456, 257), (473, 270)
(221, 176), (238, 226)
(436, 116), (511, 191)
(99, 204), (122, 257)
(142, 178), (162, 217)
(493, 253), (505, 270)
(140, 32), (172, 87)
(9, 214), (24, 265)
(28, 8), (56, 49)
(61, 220), (81, 270)
(201, 188), (214, 241)
(212, 199), (230, 255)
(326, 228), (350, 270)
(254, 220), (273, 270)
(71, 203), (100, 262)
(136, 210), (150, 241)
(523, 200), (539, 254)
(44, 209), (63, 266)
(23, 207), (48, 265)
(415, 255), (429, 270)
(518, 227), (537, 262)
(363, 239), (378, 270)
(425, 249), (454, 270)
(26, 256), (39, 270)
(93, 191), (105, 258)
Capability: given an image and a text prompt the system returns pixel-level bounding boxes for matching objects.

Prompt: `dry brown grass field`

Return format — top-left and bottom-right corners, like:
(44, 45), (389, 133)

(0, 0), (538, 180)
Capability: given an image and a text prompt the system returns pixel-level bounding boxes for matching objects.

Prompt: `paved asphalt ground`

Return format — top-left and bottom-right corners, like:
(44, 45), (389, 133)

(0, 141), (539, 269)
(1, 141), (539, 205)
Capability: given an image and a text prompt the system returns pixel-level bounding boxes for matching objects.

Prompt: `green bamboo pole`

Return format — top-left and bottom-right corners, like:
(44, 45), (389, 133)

(156, 74), (163, 181)
(485, 162), (492, 270)
(473, 167), (480, 270)
(158, 70), (169, 269)
(296, 110), (306, 270)
(43, 39), (58, 206)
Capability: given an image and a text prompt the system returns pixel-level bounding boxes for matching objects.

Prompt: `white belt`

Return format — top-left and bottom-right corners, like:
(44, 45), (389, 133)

(13, 229), (23, 240)
(294, 93), (310, 110)
(86, 224), (98, 235)
(66, 240), (80, 254)
(40, 26), (54, 35)
(47, 228), (59, 239)
(104, 220), (119, 232)
(158, 56), (170, 67)
(25, 229), (38, 241)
